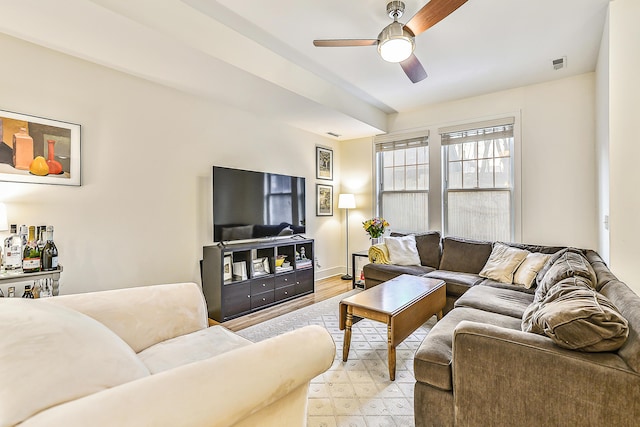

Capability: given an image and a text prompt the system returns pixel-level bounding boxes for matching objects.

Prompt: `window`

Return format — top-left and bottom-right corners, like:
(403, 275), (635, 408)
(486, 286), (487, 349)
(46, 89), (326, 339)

(374, 132), (429, 233)
(440, 118), (515, 241)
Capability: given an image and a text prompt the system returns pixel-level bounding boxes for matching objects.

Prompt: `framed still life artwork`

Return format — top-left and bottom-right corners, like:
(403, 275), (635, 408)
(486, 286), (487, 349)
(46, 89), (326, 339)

(316, 146), (333, 180)
(316, 183), (333, 216)
(0, 109), (81, 186)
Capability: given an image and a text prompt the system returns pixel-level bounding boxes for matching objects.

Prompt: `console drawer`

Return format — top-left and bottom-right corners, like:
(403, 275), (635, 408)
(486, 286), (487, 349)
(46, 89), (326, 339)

(275, 284), (296, 301)
(222, 282), (251, 318)
(275, 272), (295, 289)
(251, 290), (275, 309)
(251, 277), (275, 294)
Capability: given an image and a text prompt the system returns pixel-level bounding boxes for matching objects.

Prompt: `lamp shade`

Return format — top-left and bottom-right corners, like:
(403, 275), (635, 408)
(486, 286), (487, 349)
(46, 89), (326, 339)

(0, 203), (7, 232)
(338, 194), (356, 209)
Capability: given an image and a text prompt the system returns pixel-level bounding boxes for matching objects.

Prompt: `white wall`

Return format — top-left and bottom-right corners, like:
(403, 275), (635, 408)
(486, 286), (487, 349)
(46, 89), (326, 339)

(344, 73), (598, 251)
(0, 34), (343, 294)
(609, 0), (640, 293)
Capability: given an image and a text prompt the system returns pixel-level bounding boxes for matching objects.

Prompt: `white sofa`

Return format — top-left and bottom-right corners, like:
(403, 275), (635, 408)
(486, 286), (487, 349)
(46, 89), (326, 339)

(0, 282), (335, 427)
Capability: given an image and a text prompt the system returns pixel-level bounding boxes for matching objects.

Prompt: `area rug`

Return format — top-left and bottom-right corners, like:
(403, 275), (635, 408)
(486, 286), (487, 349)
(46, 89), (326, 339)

(237, 290), (437, 427)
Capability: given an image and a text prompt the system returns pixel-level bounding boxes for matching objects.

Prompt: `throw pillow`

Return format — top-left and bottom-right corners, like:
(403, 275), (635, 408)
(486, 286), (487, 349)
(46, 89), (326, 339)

(479, 242), (529, 284)
(522, 278), (629, 352)
(535, 250), (597, 303)
(384, 234), (421, 266)
(0, 299), (150, 427)
(513, 252), (552, 288)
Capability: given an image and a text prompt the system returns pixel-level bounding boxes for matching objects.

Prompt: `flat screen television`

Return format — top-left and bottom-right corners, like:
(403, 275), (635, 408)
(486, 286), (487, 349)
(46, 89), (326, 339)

(212, 166), (306, 242)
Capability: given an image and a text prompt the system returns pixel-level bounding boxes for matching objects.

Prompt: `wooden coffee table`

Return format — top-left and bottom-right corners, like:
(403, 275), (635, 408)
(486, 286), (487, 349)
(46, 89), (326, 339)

(339, 274), (446, 381)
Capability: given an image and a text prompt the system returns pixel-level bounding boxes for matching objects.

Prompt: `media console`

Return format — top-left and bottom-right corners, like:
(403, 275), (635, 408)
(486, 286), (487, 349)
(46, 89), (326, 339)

(201, 237), (314, 322)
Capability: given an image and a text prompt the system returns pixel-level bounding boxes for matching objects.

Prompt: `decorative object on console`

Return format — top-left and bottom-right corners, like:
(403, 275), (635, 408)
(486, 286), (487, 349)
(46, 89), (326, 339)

(223, 256), (232, 282)
(0, 109), (81, 186)
(232, 261), (247, 280)
(338, 193), (356, 280)
(315, 146), (333, 180)
(316, 184), (333, 216)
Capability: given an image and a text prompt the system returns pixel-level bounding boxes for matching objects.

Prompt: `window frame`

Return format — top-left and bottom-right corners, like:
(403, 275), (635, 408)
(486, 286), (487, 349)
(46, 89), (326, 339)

(440, 118), (517, 242)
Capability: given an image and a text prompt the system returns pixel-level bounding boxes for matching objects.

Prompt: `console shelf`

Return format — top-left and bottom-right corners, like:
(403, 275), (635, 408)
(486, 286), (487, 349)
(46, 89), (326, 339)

(202, 237), (314, 322)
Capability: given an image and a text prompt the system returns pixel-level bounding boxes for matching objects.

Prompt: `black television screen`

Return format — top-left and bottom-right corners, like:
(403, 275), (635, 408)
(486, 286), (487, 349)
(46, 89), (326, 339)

(212, 166), (306, 242)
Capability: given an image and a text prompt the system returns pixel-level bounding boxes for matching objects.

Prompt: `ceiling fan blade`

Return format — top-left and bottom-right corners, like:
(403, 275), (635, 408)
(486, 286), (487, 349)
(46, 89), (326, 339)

(405, 0), (469, 37)
(313, 39), (378, 47)
(400, 54), (428, 83)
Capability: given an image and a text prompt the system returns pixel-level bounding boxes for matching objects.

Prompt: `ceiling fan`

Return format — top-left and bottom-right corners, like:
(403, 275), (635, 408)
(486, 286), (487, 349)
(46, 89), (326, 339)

(313, 0), (469, 83)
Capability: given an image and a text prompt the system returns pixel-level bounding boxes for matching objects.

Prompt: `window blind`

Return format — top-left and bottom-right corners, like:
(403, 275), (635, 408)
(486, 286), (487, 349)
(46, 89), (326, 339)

(439, 117), (514, 146)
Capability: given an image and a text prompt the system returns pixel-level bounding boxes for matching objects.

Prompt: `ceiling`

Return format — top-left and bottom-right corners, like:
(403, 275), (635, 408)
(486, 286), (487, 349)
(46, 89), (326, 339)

(0, 0), (610, 140)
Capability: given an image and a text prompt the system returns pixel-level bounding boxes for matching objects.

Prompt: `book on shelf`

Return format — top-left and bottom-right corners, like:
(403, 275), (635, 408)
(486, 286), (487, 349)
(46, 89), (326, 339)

(296, 259), (313, 269)
(275, 266), (294, 273)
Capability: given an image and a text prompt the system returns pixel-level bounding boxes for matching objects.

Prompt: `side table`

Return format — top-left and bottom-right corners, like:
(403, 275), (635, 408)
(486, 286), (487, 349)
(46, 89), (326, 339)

(351, 250), (369, 289)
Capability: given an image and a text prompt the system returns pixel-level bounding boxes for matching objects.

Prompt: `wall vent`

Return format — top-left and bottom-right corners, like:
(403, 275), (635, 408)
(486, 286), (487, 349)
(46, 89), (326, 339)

(552, 56), (567, 70)
(326, 131), (341, 138)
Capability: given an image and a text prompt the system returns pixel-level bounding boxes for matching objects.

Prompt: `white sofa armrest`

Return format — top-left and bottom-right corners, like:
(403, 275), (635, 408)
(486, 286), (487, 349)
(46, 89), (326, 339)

(44, 282), (208, 352)
(22, 325), (335, 427)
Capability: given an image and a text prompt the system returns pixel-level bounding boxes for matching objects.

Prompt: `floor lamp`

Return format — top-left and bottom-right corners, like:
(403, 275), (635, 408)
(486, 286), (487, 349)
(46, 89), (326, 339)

(338, 194), (356, 280)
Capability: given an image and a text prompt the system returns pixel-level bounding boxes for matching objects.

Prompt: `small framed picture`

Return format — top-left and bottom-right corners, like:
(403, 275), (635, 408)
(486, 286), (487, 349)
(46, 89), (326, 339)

(232, 261), (248, 281)
(223, 255), (232, 282)
(316, 183), (333, 216)
(252, 257), (270, 276)
(316, 146), (333, 180)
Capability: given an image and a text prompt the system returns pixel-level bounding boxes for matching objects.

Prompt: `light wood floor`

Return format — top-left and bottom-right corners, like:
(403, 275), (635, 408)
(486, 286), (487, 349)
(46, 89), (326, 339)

(222, 275), (353, 332)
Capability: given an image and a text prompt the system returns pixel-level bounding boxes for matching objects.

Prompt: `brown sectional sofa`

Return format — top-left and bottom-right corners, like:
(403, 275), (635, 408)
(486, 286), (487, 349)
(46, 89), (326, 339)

(362, 233), (640, 426)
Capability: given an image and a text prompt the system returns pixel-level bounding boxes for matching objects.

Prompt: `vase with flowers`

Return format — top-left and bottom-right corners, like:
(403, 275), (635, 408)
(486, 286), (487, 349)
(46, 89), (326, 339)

(362, 217), (390, 245)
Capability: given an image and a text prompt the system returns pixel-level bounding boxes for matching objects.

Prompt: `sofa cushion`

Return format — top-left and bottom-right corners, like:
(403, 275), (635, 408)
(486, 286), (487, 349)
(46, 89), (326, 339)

(414, 307), (522, 390)
(480, 278), (537, 295)
(0, 299), (150, 427)
(138, 325), (252, 374)
(384, 234), (421, 265)
(414, 231), (442, 268)
(513, 252), (551, 288)
(522, 279), (629, 352)
(424, 270), (484, 297)
(438, 237), (493, 274)
(479, 242), (529, 284)
(535, 251), (597, 303)
(455, 285), (534, 319)
(363, 263), (434, 285)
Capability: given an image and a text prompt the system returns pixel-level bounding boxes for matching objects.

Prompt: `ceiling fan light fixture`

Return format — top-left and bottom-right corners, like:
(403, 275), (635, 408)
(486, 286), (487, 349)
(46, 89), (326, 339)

(377, 22), (414, 63)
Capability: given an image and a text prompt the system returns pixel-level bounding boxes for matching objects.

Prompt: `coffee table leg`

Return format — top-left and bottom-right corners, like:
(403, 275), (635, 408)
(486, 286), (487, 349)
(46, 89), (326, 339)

(343, 306), (353, 362)
(387, 323), (396, 381)
(437, 310), (443, 321)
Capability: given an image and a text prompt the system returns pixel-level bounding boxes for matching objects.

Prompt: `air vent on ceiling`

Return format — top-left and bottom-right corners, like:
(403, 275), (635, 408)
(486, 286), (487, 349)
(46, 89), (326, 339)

(326, 132), (341, 138)
(552, 56), (567, 71)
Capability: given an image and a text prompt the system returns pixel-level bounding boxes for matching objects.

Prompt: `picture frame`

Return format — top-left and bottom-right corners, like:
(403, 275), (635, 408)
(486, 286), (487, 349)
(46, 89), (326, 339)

(223, 255), (233, 282)
(252, 257), (271, 277)
(316, 146), (333, 180)
(232, 261), (248, 281)
(0, 109), (81, 186)
(316, 183), (333, 216)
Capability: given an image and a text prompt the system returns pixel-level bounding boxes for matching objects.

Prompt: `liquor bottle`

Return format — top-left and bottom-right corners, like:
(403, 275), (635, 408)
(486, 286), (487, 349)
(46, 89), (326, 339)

(3, 224), (23, 271)
(8, 287), (15, 297)
(41, 226), (59, 271)
(22, 284), (34, 298)
(22, 226), (41, 273)
(36, 225), (47, 251)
